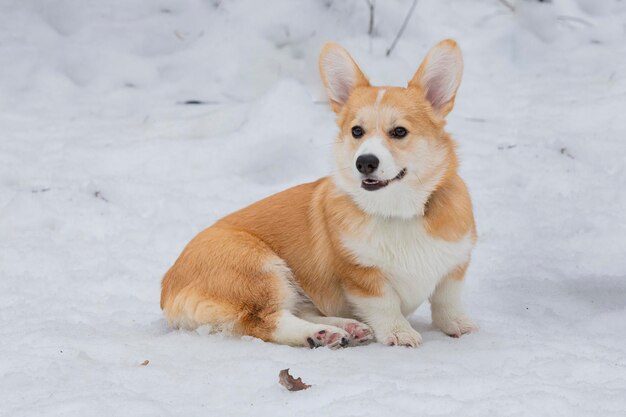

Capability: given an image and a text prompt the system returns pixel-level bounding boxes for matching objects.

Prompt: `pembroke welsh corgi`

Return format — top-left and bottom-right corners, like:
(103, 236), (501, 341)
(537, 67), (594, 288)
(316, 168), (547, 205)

(161, 39), (477, 348)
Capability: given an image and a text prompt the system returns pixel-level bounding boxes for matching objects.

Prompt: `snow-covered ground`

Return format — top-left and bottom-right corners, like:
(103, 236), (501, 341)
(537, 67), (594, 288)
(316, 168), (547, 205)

(1, 0), (625, 415)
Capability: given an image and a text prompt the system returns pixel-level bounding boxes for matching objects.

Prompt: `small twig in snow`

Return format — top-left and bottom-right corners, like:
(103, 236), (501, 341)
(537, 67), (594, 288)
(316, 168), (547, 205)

(365, 0), (375, 35)
(94, 191), (109, 202)
(464, 116), (487, 123)
(386, 0), (418, 57)
(498, 0), (515, 12)
(560, 147), (574, 159)
(556, 15), (593, 28)
(179, 100), (221, 105)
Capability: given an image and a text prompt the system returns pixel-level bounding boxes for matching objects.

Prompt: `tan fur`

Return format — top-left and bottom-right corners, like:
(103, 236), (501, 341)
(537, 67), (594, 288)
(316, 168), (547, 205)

(446, 262), (470, 282)
(161, 39), (476, 346)
(160, 179), (387, 340)
(424, 171), (476, 242)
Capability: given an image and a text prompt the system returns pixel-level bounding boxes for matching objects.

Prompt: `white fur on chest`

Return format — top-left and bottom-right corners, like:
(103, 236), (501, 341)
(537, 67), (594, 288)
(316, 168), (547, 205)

(341, 217), (473, 316)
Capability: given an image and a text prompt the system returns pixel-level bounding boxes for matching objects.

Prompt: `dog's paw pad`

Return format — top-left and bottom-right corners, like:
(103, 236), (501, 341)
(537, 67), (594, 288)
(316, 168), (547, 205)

(306, 328), (350, 349)
(343, 321), (374, 346)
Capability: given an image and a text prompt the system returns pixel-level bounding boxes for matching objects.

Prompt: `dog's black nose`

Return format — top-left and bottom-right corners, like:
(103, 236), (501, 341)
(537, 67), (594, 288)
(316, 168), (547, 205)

(356, 154), (379, 175)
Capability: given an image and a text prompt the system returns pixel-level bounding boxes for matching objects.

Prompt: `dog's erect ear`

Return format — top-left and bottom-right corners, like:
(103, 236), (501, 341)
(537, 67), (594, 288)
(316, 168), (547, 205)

(409, 39), (463, 118)
(319, 43), (369, 113)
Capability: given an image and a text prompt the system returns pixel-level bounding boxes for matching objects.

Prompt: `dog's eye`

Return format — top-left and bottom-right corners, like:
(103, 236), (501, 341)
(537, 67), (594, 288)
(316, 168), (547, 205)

(390, 127), (408, 139)
(351, 126), (365, 139)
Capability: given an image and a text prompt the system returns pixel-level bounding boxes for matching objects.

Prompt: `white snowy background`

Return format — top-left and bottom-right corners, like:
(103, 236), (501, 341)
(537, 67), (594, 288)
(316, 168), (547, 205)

(1, 0), (625, 415)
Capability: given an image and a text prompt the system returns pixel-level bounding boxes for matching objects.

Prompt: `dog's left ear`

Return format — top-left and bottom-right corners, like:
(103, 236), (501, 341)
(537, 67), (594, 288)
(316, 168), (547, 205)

(409, 39), (463, 118)
(319, 43), (370, 113)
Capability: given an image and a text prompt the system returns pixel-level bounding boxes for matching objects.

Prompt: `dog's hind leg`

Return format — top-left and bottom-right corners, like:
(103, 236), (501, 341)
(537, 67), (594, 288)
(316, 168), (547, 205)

(161, 227), (350, 348)
(233, 257), (351, 349)
(269, 310), (350, 349)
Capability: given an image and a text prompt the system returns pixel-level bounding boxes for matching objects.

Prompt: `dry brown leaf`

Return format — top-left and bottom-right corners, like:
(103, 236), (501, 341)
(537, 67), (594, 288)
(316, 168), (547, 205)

(278, 368), (311, 391)
(140, 360), (149, 366)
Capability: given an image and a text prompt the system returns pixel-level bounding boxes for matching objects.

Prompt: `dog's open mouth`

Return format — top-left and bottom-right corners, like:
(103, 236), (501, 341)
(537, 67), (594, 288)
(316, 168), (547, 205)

(361, 168), (407, 191)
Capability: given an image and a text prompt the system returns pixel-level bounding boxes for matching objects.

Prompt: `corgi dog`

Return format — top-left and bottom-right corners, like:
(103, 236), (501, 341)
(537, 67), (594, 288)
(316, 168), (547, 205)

(160, 39), (477, 348)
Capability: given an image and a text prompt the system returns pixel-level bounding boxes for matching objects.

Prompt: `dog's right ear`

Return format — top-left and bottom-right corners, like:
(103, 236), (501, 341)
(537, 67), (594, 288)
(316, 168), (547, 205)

(319, 43), (369, 113)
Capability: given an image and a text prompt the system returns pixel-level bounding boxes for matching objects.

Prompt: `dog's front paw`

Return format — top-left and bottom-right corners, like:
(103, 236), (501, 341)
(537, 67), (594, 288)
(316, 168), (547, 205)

(382, 327), (422, 347)
(433, 313), (477, 338)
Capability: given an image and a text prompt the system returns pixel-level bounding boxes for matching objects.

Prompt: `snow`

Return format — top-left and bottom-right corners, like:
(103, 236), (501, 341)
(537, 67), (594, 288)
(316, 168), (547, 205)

(1, 0), (626, 415)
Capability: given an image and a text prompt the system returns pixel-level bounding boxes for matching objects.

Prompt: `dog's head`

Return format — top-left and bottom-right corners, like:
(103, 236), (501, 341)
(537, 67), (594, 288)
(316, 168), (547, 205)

(319, 40), (463, 218)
